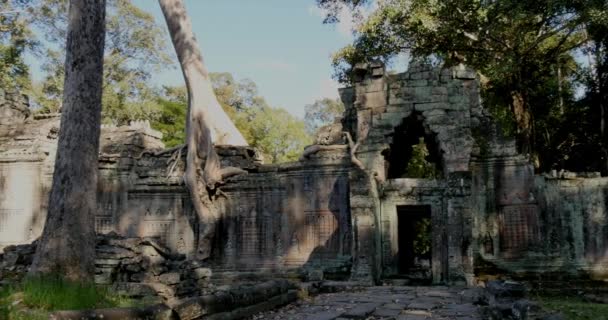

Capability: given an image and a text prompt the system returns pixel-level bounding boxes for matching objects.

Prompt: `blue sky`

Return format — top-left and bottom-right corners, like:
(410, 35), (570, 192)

(130, 0), (354, 118)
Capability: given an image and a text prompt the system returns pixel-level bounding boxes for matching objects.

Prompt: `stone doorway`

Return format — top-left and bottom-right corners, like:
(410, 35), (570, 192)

(397, 205), (432, 284)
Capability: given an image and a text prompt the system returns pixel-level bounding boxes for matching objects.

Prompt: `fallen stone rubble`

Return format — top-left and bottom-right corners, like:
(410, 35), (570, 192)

(479, 280), (565, 320)
(49, 279), (297, 320)
(0, 235), (299, 320)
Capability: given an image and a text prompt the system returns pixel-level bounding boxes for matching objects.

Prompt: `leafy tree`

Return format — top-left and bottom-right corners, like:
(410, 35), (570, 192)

(29, 0), (172, 124)
(304, 98), (345, 135)
(0, 0), (38, 90)
(404, 138), (441, 179)
(248, 106), (312, 163)
(151, 75), (312, 161)
(209, 72), (313, 163)
(574, 0), (608, 173)
(319, 0), (589, 166)
(152, 98), (186, 148)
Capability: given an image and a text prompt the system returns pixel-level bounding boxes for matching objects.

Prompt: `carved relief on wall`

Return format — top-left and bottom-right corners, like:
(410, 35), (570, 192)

(237, 208), (272, 257)
(95, 200), (115, 234)
(219, 193), (279, 267)
(118, 193), (189, 250)
(498, 204), (540, 257)
(304, 210), (339, 254)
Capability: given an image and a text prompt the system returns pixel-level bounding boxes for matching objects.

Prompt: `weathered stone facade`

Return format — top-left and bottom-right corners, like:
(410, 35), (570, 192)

(1, 63), (607, 286)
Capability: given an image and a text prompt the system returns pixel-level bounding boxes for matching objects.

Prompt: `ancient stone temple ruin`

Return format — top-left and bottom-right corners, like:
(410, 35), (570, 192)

(1, 62), (607, 286)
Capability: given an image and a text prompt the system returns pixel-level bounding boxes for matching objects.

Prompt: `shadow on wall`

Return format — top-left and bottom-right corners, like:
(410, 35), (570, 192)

(203, 163), (353, 277)
(300, 173), (352, 280)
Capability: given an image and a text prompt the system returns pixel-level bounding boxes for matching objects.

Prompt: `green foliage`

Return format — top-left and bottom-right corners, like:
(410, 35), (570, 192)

(404, 138), (441, 179)
(247, 106), (313, 163)
(153, 74), (312, 162)
(536, 294), (608, 320)
(209, 73), (312, 163)
(304, 98), (345, 135)
(152, 98), (186, 148)
(149, 86), (186, 148)
(0, 0), (38, 91)
(412, 217), (431, 256)
(29, 0), (172, 125)
(0, 275), (140, 319)
(319, 0), (598, 171)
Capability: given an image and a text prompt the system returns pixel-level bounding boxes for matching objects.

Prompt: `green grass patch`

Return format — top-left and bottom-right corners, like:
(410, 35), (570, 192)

(0, 275), (141, 319)
(535, 295), (608, 320)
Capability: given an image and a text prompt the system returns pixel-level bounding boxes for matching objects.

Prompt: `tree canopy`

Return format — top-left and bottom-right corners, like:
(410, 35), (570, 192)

(155, 73), (312, 163)
(318, 0), (608, 173)
(304, 97), (345, 135)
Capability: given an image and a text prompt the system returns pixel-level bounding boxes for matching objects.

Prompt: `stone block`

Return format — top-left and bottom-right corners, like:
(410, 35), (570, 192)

(371, 66), (385, 77)
(444, 102), (468, 111)
(431, 86), (448, 95)
(374, 307), (402, 317)
(174, 295), (217, 320)
(95, 258), (121, 266)
(455, 69), (476, 79)
(359, 91), (386, 108)
(359, 80), (386, 93)
(389, 95), (408, 105)
(342, 302), (381, 318)
(389, 80), (404, 90)
(192, 267), (212, 279)
(159, 272), (180, 285)
(386, 104), (413, 113)
(96, 245), (135, 259)
(486, 280), (527, 300)
(408, 79), (428, 87)
(113, 282), (158, 297)
(415, 102), (449, 112)
(94, 272), (114, 285)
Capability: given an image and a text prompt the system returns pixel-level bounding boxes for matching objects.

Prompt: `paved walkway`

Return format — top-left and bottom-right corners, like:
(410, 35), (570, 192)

(251, 286), (482, 320)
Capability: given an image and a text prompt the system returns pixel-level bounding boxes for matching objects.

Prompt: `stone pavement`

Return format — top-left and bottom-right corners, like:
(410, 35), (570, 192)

(250, 286), (482, 320)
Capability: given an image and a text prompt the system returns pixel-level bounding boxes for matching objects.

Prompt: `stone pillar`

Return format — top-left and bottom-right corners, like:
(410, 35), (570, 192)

(346, 62), (388, 284)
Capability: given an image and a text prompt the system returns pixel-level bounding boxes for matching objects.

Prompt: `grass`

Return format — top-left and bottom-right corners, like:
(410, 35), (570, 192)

(0, 275), (140, 319)
(535, 294), (608, 320)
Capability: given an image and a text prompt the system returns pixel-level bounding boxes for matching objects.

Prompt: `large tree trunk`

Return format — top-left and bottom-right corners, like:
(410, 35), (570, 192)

(29, 0), (106, 281)
(511, 90), (534, 158)
(158, 0), (247, 147)
(159, 0), (247, 259)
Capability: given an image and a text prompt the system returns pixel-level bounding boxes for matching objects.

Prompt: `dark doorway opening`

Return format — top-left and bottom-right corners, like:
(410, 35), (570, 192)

(397, 205), (432, 284)
(383, 111), (442, 179)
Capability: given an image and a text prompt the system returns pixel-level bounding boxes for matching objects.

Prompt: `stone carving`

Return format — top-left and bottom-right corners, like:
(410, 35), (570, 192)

(0, 90), (30, 125)
(314, 122), (345, 145)
(498, 204), (540, 256)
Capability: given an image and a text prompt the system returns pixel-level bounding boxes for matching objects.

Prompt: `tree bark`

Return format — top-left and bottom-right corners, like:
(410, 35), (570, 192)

(29, 0), (106, 281)
(158, 0), (247, 259)
(511, 90), (534, 157)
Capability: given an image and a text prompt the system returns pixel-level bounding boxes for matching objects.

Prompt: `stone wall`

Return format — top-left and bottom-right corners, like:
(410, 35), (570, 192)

(1, 64), (607, 287)
(212, 151), (352, 273)
(0, 100), (355, 276)
(523, 176), (606, 278)
(338, 62), (484, 284)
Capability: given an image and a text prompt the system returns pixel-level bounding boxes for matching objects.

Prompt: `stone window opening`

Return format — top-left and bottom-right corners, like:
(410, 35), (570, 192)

(383, 112), (443, 179)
